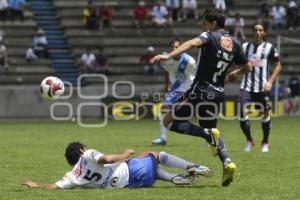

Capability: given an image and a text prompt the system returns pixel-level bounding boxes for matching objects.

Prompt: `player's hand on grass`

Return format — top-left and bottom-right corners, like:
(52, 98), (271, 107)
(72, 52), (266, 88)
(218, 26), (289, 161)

(264, 81), (272, 93)
(23, 180), (38, 188)
(150, 54), (169, 63)
(124, 149), (134, 156)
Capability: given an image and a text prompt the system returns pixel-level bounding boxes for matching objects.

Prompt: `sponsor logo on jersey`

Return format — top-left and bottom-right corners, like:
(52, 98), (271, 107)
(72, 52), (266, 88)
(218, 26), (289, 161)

(73, 158), (84, 178)
(220, 36), (233, 52)
(100, 168), (114, 188)
(110, 177), (119, 187)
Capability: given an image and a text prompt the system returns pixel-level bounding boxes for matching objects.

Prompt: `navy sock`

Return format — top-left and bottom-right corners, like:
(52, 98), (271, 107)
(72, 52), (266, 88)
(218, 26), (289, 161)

(240, 120), (253, 141)
(217, 138), (231, 164)
(170, 120), (212, 144)
(262, 119), (271, 144)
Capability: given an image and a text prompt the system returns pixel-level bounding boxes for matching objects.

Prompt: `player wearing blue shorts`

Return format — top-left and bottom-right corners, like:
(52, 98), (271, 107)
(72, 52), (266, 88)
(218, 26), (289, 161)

(152, 37), (196, 145)
(23, 141), (213, 189)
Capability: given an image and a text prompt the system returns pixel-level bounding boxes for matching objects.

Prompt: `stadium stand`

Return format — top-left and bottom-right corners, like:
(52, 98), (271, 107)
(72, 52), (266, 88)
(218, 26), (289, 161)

(1, 0), (299, 86)
(0, 10), (55, 84)
(28, 0), (78, 85)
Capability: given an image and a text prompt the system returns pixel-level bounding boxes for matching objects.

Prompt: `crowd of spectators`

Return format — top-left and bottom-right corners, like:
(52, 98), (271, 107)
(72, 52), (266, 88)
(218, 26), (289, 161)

(0, 0), (26, 22)
(78, 0), (300, 76)
(79, 47), (111, 75)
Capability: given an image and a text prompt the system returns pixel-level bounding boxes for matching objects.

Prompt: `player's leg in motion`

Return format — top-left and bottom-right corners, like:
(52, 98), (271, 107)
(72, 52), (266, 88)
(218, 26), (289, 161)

(261, 94), (271, 152)
(163, 96), (236, 186)
(163, 100), (220, 148)
(154, 151), (214, 185)
(239, 89), (255, 152)
(152, 105), (169, 145)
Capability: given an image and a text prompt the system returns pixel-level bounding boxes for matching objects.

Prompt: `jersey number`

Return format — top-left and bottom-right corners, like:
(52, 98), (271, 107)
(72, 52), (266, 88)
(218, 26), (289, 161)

(213, 61), (230, 83)
(83, 170), (102, 181)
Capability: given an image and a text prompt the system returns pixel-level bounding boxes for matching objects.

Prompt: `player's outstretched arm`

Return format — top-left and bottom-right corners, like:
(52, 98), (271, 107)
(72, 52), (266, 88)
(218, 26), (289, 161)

(150, 37), (203, 63)
(22, 180), (58, 190)
(264, 61), (281, 92)
(97, 149), (134, 164)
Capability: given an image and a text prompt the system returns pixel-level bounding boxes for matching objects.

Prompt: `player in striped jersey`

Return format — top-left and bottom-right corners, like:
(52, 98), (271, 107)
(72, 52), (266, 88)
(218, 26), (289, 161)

(152, 37), (197, 145)
(239, 22), (281, 152)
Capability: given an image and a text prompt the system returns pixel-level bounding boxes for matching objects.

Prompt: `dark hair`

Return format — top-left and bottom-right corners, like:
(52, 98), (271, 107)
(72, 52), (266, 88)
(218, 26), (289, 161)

(169, 37), (181, 47)
(65, 141), (85, 166)
(252, 22), (267, 32)
(204, 8), (225, 28)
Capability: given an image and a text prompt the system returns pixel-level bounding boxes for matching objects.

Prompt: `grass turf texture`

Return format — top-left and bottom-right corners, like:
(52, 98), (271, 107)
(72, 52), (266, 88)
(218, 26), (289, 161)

(0, 117), (299, 200)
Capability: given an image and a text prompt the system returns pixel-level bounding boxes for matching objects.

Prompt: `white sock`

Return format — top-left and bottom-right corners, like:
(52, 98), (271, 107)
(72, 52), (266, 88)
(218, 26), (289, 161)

(159, 113), (167, 140)
(158, 151), (194, 170)
(156, 167), (177, 182)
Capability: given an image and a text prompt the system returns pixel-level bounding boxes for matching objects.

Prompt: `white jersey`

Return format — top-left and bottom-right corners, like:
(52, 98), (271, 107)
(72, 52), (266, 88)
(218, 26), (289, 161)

(55, 149), (129, 189)
(162, 53), (196, 93)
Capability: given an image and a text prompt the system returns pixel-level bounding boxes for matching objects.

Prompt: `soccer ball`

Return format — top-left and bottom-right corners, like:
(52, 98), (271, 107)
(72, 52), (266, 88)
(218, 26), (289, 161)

(40, 76), (65, 101)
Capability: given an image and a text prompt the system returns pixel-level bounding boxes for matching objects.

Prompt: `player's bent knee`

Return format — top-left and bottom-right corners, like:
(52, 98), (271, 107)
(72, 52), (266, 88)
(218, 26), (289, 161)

(158, 151), (168, 164)
(163, 113), (173, 129)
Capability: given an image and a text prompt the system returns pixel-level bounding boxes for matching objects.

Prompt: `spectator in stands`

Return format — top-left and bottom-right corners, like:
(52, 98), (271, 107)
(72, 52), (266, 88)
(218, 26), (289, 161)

(8, 0), (26, 21)
(80, 48), (96, 73)
(33, 28), (49, 58)
(0, 0), (8, 21)
(165, 0), (181, 22)
(0, 37), (8, 71)
(133, 1), (150, 33)
(26, 44), (37, 62)
(99, 5), (113, 32)
(271, 2), (286, 29)
(182, 0), (198, 21)
(151, 1), (170, 29)
(287, 1), (299, 31)
(95, 47), (111, 75)
(258, 2), (272, 31)
(233, 13), (246, 41)
(83, 2), (98, 30)
(213, 0), (226, 12)
(140, 46), (158, 75)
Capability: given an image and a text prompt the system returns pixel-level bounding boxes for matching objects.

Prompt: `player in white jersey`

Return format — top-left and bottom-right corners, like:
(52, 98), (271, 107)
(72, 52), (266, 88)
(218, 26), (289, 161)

(23, 141), (213, 189)
(238, 22), (281, 152)
(152, 37), (196, 145)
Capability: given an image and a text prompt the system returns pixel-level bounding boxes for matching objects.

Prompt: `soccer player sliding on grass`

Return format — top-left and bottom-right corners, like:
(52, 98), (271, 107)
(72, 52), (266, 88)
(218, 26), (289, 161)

(23, 141), (213, 189)
(151, 8), (252, 186)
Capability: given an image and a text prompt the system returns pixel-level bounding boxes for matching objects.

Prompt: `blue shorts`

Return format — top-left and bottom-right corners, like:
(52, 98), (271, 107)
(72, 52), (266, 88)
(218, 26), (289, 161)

(127, 155), (157, 188)
(164, 91), (184, 105)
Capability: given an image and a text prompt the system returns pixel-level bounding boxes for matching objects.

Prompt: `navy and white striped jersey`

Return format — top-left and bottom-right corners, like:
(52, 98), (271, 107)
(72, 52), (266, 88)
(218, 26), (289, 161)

(240, 41), (280, 92)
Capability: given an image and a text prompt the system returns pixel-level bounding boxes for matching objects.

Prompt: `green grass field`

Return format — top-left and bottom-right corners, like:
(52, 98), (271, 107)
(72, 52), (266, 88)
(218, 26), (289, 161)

(1, 117), (300, 200)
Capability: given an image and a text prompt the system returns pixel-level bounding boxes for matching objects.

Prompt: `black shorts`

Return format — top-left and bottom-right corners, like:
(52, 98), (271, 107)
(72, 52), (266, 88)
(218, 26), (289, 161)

(238, 89), (270, 118)
(172, 83), (225, 129)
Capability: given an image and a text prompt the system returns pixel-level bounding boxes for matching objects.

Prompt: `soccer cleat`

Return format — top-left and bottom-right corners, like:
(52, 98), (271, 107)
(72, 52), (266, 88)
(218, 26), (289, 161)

(244, 141), (255, 152)
(187, 165), (214, 177)
(261, 143), (269, 152)
(209, 128), (220, 157)
(152, 137), (167, 145)
(222, 162), (236, 186)
(171, 174), (195, 185)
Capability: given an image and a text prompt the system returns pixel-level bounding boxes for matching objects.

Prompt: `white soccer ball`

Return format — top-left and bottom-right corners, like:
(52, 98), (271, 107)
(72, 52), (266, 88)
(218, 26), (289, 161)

(40, 76), (65, 101)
